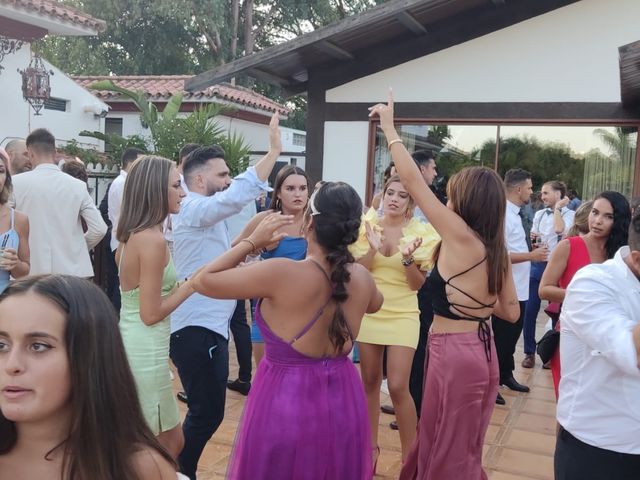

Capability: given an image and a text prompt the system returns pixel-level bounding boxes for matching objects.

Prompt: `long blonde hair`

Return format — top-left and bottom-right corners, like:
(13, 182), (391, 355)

(116, 155), (173, 243)
(567, 200), (592, 237)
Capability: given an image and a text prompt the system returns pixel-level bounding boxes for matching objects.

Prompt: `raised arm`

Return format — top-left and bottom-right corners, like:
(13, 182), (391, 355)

(193, 213), (293, 299)
(253, 113), (282, 182)
(368, 91), (475, 245)
(231, 211), (269, 247)
(553, 197), (571, 234)
(539, 239), (570, 303)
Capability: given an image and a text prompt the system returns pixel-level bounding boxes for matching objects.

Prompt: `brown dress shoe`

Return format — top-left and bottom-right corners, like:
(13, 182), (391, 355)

(521, 354), (535, 368)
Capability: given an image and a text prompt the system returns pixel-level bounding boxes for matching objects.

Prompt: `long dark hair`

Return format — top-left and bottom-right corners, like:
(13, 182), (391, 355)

(269, 165), (312, 213)
(311, 182), (362, 352)
(0, 276), (175, 479)
(434, 166), (509, 295)
(594, 191), (631, 259)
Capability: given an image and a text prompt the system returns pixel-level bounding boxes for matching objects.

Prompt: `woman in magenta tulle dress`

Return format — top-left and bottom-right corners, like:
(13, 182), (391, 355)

(193, 182), (383, 480)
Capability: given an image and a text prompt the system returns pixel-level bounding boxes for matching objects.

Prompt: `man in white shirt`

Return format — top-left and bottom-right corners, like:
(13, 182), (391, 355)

(494, 169), (549, 404)
(555, 214), (640, 479)
(107, 147), (144, 252)
(164, 143), (199, 257)
(169, 117), (281, 480)
(521, 180), (575, 368)
(12, 129), (106, 277)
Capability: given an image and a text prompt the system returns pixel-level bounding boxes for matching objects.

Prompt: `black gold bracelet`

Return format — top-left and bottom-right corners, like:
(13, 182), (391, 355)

(401, 256), (415, 267)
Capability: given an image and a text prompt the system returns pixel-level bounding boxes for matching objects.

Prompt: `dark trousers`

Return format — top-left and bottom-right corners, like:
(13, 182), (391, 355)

(493, 300), (526, 382)
(555, 426), (640, 480)
(229, 300), (252, 382)
(523, 262), (546, 354)
(105, 242), (121, 312)
(170, 327), (229, 480)
(409, 278), (434, 416)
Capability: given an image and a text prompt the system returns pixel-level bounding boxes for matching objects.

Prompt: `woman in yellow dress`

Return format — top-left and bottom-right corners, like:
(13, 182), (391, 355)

(351, 174), (439, 466)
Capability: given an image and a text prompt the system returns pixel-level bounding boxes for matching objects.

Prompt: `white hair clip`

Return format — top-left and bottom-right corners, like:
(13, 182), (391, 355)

(309, 190), (321, 216)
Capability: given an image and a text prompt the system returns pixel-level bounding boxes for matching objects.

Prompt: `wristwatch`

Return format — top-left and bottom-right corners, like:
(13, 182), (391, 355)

(401, 256), (415, 267)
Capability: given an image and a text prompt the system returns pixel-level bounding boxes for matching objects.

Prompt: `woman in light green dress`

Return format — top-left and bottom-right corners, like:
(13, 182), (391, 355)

(115, 155), (194, 459)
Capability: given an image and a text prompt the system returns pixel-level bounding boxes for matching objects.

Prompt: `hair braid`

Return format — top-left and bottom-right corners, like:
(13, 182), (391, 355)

(311, 183), (363, 352)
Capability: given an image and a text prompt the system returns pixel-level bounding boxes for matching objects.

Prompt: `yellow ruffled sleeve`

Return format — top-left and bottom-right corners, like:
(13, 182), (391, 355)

(400, 218), (441, 271)
(349, 207), (380, 260)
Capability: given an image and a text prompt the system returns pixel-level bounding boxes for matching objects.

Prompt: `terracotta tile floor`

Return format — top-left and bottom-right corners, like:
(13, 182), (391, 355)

(172, 311), (556, 479)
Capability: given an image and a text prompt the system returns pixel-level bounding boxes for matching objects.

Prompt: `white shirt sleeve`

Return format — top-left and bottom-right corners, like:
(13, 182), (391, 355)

(531, 210), (543, 235)
(181, 167), (269, 228)
(81, 190), (108, 249)
(562, 273), (640, 377)
(108, 178), (123, 231)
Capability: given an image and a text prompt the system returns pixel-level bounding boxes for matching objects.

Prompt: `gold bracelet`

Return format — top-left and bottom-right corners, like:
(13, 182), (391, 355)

(240, 238), (257, 253)
(387, 138), (403, 149)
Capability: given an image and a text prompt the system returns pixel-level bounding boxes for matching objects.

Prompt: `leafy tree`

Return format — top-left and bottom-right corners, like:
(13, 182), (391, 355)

(36, 0), (385, 127)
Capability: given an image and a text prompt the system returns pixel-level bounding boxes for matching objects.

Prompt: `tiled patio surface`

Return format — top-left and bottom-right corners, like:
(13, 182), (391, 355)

(173, 308), (556, 479)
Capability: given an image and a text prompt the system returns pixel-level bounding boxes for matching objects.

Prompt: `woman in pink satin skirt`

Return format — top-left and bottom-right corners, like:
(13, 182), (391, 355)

(369, 91), (520, 480)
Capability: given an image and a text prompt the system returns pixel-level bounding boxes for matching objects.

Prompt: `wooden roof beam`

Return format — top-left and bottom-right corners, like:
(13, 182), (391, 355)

(315, 40), (355, 61)
(395, 11), (428, 35)
(248, 68), (291, 86)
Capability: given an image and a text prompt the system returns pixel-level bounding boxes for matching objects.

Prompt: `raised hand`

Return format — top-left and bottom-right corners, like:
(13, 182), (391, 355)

(400, 237), (422, 259)
(247, 212), (294, 250)
(556, 196), (570, 209)
(365, 221), (382, 252)
(368, 88), (396, 137)
(268, 112), (282, 155)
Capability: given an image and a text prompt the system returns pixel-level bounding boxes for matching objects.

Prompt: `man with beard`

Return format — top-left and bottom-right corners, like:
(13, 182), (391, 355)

(5, 139), (31, 175)
(169, 115), (281, 480)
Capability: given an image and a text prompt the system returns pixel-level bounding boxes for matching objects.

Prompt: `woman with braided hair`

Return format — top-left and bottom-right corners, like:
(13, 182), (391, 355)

(192, 182), (383, 480)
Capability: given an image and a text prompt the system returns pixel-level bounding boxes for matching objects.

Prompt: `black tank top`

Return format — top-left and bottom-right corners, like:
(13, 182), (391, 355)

(427, 257), (496, 361)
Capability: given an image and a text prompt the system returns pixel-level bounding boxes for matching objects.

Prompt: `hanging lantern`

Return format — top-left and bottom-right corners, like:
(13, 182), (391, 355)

(19, 55), (53, 116)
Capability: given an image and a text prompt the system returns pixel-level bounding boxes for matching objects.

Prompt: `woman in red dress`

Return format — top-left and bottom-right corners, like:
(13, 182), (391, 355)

(539, 191), (630, 398)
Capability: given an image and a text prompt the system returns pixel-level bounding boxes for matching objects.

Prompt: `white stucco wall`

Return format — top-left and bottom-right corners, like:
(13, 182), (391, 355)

(0, 45), (107, 150)
(326, 0), (640, 103)
(321, 0), (640, 198)
(323, 121), (369, 199)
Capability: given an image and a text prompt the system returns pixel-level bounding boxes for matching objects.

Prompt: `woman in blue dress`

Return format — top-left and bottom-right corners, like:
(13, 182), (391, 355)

(234, 165), (311, 368)
(0, 154), (29, 293)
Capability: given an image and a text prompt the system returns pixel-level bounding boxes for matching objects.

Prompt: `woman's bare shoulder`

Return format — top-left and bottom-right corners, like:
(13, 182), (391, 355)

(129, 228), (166, 249)
(130, 447), (176, 480)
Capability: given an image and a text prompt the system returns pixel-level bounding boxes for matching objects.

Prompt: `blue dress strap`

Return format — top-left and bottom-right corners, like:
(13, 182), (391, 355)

(10, 208), (14, 230)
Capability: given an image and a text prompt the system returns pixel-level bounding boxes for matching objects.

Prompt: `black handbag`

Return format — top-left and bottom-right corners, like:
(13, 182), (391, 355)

(536, 329), (559, 364)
